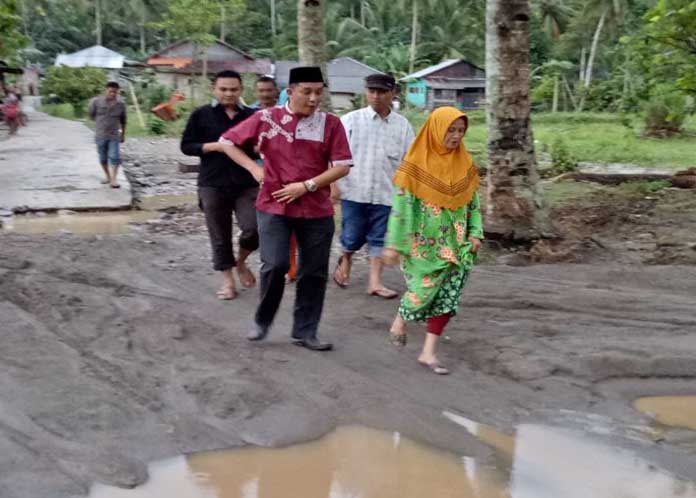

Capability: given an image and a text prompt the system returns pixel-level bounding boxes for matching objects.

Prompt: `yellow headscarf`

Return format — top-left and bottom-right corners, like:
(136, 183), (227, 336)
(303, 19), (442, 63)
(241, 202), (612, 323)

(393, 106), (480, 210)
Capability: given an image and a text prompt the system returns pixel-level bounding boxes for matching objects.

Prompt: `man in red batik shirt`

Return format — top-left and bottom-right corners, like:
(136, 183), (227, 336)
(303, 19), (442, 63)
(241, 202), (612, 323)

(219, 66), (352, 351)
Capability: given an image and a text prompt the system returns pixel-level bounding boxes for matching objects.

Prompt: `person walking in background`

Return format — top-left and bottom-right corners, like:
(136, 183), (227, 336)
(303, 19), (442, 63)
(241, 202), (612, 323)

(333, 74), (415, 299)
(2, 88), (20, 136)
(181, 70), (259, 301)
(219, 66), (352, 351)
(383, 106), (483, 375)
(88, 81), (127, 188)
(251, 76), (279, 110)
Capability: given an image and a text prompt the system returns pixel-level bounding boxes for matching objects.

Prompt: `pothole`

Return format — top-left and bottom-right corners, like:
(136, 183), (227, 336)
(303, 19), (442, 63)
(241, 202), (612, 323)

(88, 426), (506, 498)
(635, 396), (696, 431)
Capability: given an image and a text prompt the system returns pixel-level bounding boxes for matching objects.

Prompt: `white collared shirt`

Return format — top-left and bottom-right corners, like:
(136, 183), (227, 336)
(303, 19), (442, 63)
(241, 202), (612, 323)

(339, 106), (415, 206)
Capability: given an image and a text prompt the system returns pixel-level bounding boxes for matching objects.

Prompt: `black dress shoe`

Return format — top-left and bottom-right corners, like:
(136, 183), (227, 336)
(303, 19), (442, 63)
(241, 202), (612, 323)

(292, 337), (333, 351)
(247, 323), (269, 341)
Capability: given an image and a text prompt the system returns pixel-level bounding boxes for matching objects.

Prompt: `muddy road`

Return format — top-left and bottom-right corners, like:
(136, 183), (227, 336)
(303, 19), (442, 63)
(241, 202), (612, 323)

(1, 138), (695, 497)
(1, 228), (696, 497)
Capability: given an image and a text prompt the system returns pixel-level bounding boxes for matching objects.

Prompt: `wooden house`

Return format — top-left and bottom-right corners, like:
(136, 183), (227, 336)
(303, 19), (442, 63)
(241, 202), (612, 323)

(147, 40), (271, 96)
(401, 59), (486, 110)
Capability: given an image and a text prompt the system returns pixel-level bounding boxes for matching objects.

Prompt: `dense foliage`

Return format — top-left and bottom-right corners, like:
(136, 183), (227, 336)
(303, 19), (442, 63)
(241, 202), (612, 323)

(4, 0), (694, 132)
(41, 66), (107, 114)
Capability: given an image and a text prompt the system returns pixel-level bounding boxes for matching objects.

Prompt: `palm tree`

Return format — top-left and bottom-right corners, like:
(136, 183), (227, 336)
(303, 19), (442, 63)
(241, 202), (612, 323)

(583, 0), (626, 88)
(297, 0), (332, 110)
(534, 0), (573, 112)
(485, 0), (548, 239)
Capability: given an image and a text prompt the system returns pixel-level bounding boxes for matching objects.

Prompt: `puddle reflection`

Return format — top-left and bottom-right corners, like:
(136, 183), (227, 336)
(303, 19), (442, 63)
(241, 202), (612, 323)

(635, 396), (696, 431)
(88, 420), (696, 498)
(89, 426), (507, 498)
(444, 411), (696, 498)
(2, 211), (156, 235)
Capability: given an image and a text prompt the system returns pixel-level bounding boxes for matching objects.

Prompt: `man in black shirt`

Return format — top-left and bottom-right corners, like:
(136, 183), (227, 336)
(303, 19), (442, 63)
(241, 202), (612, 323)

(181, 70), (262, 300)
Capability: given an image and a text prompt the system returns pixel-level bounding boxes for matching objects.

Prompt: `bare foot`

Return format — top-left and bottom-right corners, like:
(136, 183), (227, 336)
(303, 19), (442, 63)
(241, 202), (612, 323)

(237, 263), (256, 288)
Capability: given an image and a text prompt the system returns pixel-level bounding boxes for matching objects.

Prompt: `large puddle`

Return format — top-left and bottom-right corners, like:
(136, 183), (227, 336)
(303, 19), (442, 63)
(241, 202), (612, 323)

(89, 421), (696, 498)
(1, 194), (196, 235)
(635, 396), (696, 431)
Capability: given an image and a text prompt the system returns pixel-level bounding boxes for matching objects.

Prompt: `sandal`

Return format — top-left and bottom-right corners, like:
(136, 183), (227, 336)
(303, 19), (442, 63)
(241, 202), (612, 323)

(368, 287), (399, 300)
(389, 330), (407, 347)
(333, 256), (350, 288)
(216, 286), (237, 300)
(418, 360), (449, 375)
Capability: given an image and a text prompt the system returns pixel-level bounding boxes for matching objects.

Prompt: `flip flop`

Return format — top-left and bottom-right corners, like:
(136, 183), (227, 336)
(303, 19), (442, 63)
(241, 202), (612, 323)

(333, 256), (349, 288)
(418, 361), (449, 375)
(110, 184), (121, 189)
(389, 330), (407, 347)
(216, 287), (237, 300)
(369, 288), (399, 299)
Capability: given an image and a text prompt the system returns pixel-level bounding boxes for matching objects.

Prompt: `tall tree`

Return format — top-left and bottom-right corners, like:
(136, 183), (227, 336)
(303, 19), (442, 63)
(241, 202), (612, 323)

(297, 0), (332, 110)
(485, 0), (548, 239)
(0, 0), (28, 60)
(95, 0), (102, 45)
(583, 0), (626, 87)
(154, 0), (226, 103)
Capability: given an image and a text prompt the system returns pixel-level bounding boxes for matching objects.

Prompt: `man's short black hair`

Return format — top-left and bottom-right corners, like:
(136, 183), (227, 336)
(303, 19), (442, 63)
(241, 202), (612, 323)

(256, 75), (277, 87)
(214, 70), (242, 83)
(106, 81), (120, 89)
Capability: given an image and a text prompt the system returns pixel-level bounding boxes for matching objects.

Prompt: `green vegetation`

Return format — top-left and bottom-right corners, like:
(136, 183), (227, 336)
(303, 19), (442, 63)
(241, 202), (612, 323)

(41, 67), (107, 117)
(459, 112), (695, 171)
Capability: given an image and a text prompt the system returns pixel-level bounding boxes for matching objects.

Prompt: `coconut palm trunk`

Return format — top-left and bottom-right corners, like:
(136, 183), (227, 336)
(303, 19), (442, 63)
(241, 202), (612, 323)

(297, 0), (332, 111)
(409, 0), (418, 74)
(95, 0), (103, 45)
(584, 10), (606, 88)
(485, 0), (548, 239)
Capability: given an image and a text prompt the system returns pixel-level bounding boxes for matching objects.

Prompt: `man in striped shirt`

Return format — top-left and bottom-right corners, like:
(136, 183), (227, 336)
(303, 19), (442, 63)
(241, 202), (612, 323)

(333, 74), (415, 299)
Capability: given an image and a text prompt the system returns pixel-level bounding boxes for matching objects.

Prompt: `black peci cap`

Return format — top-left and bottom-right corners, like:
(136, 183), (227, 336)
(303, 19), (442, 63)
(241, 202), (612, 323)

(289, 66), (326, 85)
(365, 73), (396, 91)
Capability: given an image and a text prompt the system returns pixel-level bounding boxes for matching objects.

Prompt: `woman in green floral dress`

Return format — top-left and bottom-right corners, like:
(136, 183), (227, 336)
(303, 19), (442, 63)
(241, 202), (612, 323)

(382, 106), (483, 375)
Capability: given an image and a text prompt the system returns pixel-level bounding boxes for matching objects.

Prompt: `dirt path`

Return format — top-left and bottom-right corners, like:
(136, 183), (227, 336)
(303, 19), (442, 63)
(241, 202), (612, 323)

(1, 229), (695, 497)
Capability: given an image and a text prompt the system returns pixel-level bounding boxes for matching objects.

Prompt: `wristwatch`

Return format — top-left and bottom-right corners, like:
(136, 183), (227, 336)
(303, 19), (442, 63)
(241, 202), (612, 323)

(303, 179), (318, 192)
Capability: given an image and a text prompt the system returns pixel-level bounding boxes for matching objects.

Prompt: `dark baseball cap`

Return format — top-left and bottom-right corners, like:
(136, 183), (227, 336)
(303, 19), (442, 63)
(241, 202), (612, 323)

(365, 73), (396, 91)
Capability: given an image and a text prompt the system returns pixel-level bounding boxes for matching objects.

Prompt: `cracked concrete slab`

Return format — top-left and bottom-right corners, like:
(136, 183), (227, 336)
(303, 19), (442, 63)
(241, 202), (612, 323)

(0, 112), (132, 212)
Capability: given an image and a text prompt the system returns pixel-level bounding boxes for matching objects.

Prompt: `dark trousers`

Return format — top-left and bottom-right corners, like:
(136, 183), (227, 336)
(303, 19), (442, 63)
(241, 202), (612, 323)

(255, 212), (335, 340)
(199, 186), (259, 271)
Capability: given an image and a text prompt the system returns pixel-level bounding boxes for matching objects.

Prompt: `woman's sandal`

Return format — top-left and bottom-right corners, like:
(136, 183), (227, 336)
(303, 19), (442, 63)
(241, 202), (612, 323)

(216, 286), (237, 301)
(418, 361), (449, 375)
(368, 287), (399, 299)
(389, 330), (407, 347)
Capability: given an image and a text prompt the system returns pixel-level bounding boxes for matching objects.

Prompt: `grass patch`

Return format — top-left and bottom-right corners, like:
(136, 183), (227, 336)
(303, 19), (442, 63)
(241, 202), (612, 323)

(403, 110), (696, 170)
(40, 103), (77, 120)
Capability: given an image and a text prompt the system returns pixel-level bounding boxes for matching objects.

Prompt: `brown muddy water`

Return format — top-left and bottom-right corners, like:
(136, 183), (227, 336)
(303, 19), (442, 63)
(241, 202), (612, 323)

(634, 396), (696, 431)
(89, 421), (696, 498)
(1, 194), (196, 235)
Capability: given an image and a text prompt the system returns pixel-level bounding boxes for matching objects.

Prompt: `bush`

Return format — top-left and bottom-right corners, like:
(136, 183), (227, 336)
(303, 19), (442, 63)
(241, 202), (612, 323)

(141, 83), (172, 110)
(550, 137), (577, 174)
(41, 66), (107, 109)
(148, 116), (167, 135)
(643, 88), (689, 137)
